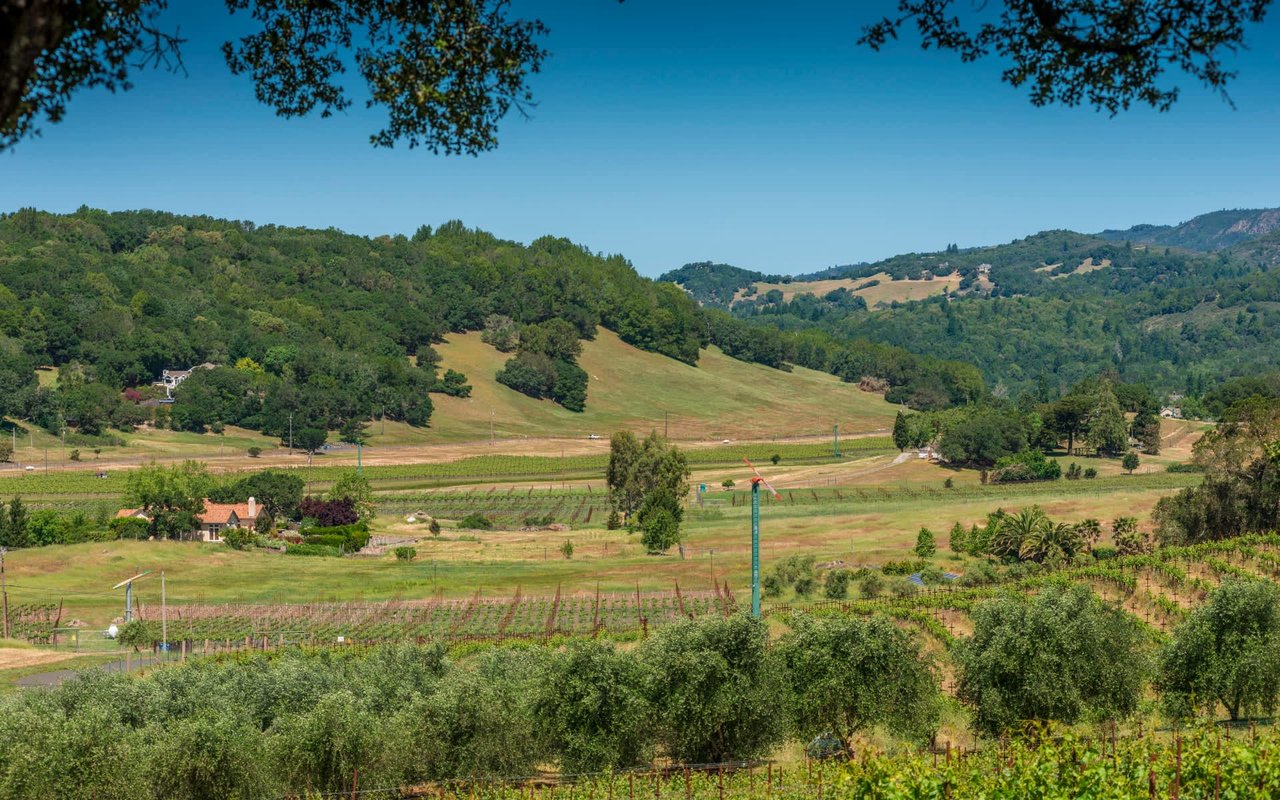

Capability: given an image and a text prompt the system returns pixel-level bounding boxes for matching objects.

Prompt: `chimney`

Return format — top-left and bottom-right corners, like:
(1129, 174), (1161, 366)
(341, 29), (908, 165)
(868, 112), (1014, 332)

(248, 496), (257, 519)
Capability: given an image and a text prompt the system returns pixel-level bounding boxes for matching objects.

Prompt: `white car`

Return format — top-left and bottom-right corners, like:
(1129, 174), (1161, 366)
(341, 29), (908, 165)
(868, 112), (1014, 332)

(587, 434), (602, 440)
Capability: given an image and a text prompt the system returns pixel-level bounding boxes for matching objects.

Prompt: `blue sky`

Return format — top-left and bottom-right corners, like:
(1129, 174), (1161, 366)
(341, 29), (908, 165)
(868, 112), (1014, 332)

(2, 1), (1278, 276)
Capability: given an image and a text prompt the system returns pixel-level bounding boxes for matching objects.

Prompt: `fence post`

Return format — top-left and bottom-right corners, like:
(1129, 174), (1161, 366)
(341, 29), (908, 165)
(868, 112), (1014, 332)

(1148, 753), (1157, 800)
(1173, 735), (1181, 800)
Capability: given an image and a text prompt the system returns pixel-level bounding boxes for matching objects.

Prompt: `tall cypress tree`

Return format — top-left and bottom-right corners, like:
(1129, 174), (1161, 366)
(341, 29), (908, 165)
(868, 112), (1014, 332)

(892, 411), (910, 451)
(6, 497), (26, 548)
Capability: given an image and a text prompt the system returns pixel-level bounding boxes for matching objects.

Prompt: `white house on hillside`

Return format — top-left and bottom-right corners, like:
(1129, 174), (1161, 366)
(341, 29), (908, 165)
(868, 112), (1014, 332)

(154, 362), (217, 401)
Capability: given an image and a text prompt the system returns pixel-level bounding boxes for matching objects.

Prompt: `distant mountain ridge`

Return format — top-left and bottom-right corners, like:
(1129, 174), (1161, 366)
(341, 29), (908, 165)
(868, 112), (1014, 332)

(1097, 207), (1280, 251)
(661, 205), (1280, 397)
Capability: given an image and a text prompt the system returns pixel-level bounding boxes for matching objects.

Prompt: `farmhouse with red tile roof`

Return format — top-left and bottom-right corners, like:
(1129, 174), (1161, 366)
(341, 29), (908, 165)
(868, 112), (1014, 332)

(115, 497), (261, 542)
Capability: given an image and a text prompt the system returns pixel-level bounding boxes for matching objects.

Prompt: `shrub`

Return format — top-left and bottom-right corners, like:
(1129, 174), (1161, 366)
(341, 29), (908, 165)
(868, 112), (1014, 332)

(459, 512), (493, 530)
(429, 518), (442, 536)
(957, 561), (999, 587)
(108, 516), (149, 541)
(116, 619), (152, 649)
(247, 446), (263, 458)
(1122, 452), (1140, 473)
(605, 510), (621, 530)
(766, 555), (817, 596)
(944, 477), (954, 488)
(222, 526), (255, 550)
(1083, 467), (1098, 479)
(991, 449), (1061, 483)
(823, 569), (850, 599)
(284, 543), (341, 557)
(721, 479), (735, 488)
(298, 496), (358, 527)
(882, 558), (926, 576)
(302, 522), (371, 553)
(394, 546), (417, 562)
(69, 449), (81, 461)
(889, 578), (919, 598)
(560, 539), (574, 559)
(859, 572), (885, 598)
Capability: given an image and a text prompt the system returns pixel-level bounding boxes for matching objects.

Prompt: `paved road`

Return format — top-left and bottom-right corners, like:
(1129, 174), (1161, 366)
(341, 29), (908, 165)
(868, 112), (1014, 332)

(14, 653), (160, 688)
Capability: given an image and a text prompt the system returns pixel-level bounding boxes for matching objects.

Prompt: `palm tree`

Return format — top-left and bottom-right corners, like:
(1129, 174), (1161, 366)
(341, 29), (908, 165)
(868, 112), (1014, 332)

(1021, 522), (1084, 566)
(992, 506), (1049, 559)
(1073, 518), (1103, 550)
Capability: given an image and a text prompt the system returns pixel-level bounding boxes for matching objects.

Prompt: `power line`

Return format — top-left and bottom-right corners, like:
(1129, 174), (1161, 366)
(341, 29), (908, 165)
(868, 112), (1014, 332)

(1, 582), (114, 597)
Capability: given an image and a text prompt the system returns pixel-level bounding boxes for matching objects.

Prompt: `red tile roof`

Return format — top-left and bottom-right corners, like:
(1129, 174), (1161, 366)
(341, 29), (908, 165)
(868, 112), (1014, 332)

(197, 501), (258, 525)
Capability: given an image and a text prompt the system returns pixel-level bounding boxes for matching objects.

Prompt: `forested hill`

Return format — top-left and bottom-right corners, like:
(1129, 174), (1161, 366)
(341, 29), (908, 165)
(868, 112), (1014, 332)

(1097, 207), (1280, 251)
(658, 262), (780, 309)
(664, 210), (1280, 403)
(0, 208), (979, 442)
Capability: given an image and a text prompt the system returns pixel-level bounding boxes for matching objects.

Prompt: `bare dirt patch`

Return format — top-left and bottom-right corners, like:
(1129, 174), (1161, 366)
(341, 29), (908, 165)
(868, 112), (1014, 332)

(0, 648), (79, 671)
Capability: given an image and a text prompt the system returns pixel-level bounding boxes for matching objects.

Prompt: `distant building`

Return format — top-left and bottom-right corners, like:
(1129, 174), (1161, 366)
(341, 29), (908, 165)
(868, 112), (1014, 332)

(154, 362), (217, 401)
(1160, 406), (1183, 419)
(115, 497), (261, 542)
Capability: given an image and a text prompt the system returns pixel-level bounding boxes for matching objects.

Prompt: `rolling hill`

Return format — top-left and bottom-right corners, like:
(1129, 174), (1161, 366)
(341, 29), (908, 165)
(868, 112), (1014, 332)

(427, 327), (899, 441)
(1097, 207), (1280, 251)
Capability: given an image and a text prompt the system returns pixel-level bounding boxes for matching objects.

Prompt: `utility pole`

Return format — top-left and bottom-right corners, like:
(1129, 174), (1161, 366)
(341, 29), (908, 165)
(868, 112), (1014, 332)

(709, 548), (715, 591)
(288, 413), (293, 452)
(664, 411), (669, 439)
(1, 547), (9, 640)
(750, 480), (760, 617)
(833, 422), (840, 458)
(161, 571), (167, 653)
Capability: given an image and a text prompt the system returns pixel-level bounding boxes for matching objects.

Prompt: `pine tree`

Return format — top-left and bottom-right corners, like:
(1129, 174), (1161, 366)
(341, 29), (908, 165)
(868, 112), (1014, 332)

(914, 527), (937, 558)
(949, 521), (968, 553)
(1131, 411), (1162, 455)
